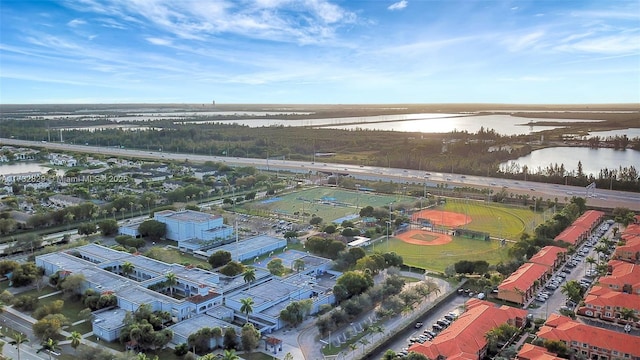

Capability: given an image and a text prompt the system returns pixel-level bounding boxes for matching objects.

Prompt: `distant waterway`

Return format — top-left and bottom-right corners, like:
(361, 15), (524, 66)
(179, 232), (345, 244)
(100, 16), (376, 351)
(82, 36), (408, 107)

(322, 115), (604, 136)
(500, 147), (640, 176)
(0, 162), (57, 175)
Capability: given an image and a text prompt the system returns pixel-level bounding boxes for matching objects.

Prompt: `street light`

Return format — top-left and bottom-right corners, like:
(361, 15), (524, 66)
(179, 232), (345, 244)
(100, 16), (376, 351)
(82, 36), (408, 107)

(386, 221), (391, 250)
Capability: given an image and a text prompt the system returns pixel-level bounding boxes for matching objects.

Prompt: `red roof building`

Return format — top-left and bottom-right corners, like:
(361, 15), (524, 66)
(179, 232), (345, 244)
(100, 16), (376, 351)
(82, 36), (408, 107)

(528, 246), (567, 270)
(409, 299), (528, 360)
(537, 314), (640, 359)
(573, 210), (605, 232)
(554, 225), (588, 246)
(600, 260), (640, 294)
(614, 236), (640, 264)
(516, 344), (563, 360)
(577, 286), (640, 326)
(554, 210), (605, 246)
(497, 263), (549, 305)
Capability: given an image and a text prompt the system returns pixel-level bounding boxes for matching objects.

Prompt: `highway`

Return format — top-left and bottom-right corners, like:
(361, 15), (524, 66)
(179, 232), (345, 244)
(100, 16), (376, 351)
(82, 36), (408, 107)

(2, 138), (639, 211)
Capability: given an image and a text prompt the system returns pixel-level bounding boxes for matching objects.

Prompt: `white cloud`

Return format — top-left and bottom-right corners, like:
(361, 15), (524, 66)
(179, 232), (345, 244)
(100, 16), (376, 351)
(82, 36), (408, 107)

(67, 19), (86, 27)
(556, 33), (640, 54)
(388, 1), (408, 11)
(503, 31), (545, 52)
(146, 37), (172, 46)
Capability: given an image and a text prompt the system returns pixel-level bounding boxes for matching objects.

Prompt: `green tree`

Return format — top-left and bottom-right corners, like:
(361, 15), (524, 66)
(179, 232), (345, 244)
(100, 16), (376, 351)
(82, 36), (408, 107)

(98, 219), (119, 236)
(240, 323), (260, 351)
(37, 338), (60, 360)
(240, 297), (254, 323)
(561, 280), (583, 305)
(138, 220), (166, 240)
(221, 349), (240, 360)
(59, 273), (86, 299)
(68, 331), (82, 353)
(208, 250), (232, 268)
(165, 272), (177, 296)
(267, 259), (285, 276)
(122, 261), (134, 279)
(383, 350), (397, 360)
(243, 267), (256, 289)
(9, 333), (29, 360)
(293, 259), (306, 273)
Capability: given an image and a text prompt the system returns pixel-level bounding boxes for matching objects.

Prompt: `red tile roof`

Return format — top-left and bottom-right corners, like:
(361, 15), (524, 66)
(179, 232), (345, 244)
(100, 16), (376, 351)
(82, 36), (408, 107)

(409, 299), (527, 360)
(554, 225), (586, 245)
(615, 236), (640, 262)
(581, 286), (640, 312)
(528, 246), (567, 268)
(573, 210), (604, 229)
(599, 260), (640, 292)
(537, 314), (640, 357)
(498, 262), (548, 292)
(516, 344), (563, 360)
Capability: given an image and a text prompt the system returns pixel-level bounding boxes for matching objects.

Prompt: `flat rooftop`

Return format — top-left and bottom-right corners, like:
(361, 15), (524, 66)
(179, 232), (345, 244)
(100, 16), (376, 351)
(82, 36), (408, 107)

(93, 308), (128, 331)
(170, 313), (239, 339)
(208, 235), (285, 259)
(227, 278), (298, 308)
(75, 243), (133, 263)
(156, 210), (221, 223)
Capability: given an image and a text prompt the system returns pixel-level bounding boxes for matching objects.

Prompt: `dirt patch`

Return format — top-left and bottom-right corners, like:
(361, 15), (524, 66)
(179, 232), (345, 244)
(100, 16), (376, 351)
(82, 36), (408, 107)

(396, 229), (453, 246)
(411, 209), (470, 227)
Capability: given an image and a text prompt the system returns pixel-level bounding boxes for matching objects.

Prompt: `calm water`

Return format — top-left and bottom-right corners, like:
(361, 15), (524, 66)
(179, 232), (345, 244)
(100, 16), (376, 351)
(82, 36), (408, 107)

(500, 147), (640, 176)
(323, 115), (604, 136)
(586, 128), (640, 139)
(0, 162), (57, 175)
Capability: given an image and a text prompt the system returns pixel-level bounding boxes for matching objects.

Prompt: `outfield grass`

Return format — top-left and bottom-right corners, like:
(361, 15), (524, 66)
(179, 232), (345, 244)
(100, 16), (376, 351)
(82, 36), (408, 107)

(247, 187), (408, 223)
(372, 237), (511, 273)
(441, 198), (544, 240)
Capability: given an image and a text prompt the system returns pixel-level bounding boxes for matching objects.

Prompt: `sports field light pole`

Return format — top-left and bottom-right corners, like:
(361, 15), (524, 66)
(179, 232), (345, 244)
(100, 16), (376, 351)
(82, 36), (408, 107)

(386, 221), (391, 250)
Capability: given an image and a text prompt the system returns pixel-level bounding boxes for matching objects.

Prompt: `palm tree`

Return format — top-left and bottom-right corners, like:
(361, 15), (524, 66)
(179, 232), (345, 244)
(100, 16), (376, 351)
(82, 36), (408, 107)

(370, 325), (384, 341)
(284, 353), (294, 360)
(122, 261), (134, 279)
(221, 349), (240, 360)
(199, 354), (217, 360)
(359, 338), (369, 355)
(240, 297), (254, 323)
(37, 338), (60, 360)
(293, 259), (305, 273)
(68, 331), (82, 353)
(9, 333), (29, 360)
(619, 307), (638, 323)
(243, 267), (256, 289)
(561, 280), (583, 304)
(349, 343), (358, 359)
(585, 257), (596, 272)
(165, 272), (177, 296)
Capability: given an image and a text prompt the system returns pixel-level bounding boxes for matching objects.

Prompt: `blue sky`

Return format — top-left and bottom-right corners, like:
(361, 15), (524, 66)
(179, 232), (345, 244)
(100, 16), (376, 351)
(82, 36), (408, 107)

(1, 0), (638, 104)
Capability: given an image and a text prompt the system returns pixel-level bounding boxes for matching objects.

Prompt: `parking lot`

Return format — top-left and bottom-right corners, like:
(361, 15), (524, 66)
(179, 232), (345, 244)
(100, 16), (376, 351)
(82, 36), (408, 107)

(527, 220), (616, 320)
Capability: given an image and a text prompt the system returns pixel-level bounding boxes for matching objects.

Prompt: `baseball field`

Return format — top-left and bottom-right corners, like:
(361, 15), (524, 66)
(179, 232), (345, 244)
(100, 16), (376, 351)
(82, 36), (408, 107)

(247, 187), (545, 272)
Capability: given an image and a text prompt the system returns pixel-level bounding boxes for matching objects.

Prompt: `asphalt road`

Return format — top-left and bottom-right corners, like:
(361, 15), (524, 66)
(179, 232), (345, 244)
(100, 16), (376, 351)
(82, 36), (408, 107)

(1, 138), (639, 211)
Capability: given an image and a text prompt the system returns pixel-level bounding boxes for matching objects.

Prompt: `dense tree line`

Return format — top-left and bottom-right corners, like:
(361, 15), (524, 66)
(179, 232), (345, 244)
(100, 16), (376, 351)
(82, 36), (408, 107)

(3, 116), (636, 191)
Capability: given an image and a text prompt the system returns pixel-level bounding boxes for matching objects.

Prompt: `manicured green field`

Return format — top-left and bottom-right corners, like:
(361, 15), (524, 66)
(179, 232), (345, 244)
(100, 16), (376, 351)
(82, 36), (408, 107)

(249, 187), (406, 223)
(441, 198), (544, 239)
(246, 187), (546, 272)
(372, 237), (512, 273)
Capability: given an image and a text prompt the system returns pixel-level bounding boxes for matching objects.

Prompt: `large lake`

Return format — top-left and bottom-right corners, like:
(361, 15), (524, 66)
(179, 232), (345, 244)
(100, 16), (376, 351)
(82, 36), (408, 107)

(62, 114), (618, 137)
(501, 147), (640, 176)
(0, 162), (57, 175)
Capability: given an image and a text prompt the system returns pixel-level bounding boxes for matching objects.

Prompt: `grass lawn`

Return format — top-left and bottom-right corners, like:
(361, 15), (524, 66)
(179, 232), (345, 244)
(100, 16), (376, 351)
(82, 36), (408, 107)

(67, 321), (93, 335)
(15, 285), (58, 299)
(241, 352), (281, 360)
(375, 236), (511, 273)
(34, 293), (88, 323)
(441, 198), (543, 240)
(144, 247), (211, 269)
(245, 187), (403, 223)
